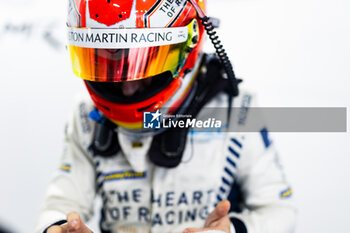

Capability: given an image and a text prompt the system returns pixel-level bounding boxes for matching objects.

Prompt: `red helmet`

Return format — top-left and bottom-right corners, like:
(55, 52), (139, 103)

(67, 0), (206, 129)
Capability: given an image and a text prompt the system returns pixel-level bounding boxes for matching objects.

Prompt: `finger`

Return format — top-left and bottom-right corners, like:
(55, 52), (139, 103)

(47, 225), (65, 233)
(183, 227), (204, 233)
(183, 226), (226, 233)
(67, 211), (81, 232)
(66, 211), (93, 233)
(205, 200), (231, 227)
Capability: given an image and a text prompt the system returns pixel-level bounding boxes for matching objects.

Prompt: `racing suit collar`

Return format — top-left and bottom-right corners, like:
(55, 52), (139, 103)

(117, 132), (153, 172)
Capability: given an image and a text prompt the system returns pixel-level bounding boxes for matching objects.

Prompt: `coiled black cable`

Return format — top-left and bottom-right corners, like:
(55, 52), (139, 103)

(199, 16), (241, 96)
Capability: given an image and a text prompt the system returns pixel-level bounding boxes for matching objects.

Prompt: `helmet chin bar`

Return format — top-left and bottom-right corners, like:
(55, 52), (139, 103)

(115, 60), (201, 138)
(187, 0), (242, 97)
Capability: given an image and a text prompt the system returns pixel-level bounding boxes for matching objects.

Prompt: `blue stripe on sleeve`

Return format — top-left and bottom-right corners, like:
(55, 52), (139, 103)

(228, 146), (240, 158)
(230, 138), (242, 148)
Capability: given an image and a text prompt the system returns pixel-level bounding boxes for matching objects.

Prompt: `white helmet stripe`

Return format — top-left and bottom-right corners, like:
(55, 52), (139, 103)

(67, 27), (188, 48)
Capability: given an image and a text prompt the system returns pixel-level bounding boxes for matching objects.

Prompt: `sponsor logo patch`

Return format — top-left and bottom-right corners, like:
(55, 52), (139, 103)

(67, 27), (188, 49)
(280, 187), (293, 198)
(60, 163), (71, 173)
(104, 170), (147, 181)
(144, 0), (188, 27)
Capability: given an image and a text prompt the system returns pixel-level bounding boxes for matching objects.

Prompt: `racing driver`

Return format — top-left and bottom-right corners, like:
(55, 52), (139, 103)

(36, 0), (296, 233)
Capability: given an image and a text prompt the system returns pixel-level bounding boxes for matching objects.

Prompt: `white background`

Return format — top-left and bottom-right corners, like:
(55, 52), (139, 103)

(0, 0), (349, 232)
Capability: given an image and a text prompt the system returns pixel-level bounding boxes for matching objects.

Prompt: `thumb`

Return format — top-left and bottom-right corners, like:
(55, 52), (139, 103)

(205, 200), (231, 227)
(67, 212), (92, 233)
(47, 225), (64, 233)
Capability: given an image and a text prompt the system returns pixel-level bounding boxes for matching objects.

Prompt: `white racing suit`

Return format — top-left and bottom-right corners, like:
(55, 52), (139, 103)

(35, 89), (296, 233)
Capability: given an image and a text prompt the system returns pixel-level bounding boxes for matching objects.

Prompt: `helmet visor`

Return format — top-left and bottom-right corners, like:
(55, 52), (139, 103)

(67, 20), (198, 82)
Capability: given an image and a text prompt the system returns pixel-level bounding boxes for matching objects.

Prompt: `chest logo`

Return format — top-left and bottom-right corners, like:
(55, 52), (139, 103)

(104, 170), (147, 181)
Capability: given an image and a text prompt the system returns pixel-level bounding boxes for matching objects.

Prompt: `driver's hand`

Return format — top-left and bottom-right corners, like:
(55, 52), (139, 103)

(47, 212), (93, 233)
(183, 200), (232, 233)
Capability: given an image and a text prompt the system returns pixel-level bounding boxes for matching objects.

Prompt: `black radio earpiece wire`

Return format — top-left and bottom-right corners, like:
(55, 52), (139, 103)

(188, 0), (242, 97)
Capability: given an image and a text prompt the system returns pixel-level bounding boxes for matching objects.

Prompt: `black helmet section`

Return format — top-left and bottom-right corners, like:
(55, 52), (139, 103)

(85, 71), (174, 104)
